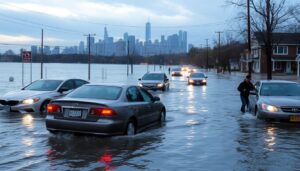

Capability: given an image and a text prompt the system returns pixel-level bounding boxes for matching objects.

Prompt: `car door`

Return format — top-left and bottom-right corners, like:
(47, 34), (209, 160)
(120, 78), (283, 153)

(58, 80), (76, 95)
(249, 81), (260, 112)
(126, 86), (151, 128)
(139, 87), (160, 123)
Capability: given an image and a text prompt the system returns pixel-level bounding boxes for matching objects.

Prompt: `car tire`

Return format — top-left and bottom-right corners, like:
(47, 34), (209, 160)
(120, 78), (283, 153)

(40, 100), (51, 114)
(125, 120), (136, 136)
(159, 110), (166, 124)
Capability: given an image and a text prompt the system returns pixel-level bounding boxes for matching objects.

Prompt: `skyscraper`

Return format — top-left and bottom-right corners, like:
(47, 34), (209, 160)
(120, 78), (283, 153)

(145, 22), (151, 42)
(104, 27), (108, 40)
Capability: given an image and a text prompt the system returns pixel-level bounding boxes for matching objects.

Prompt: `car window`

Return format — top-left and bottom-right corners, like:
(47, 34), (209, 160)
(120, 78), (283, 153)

(139, 88), (153, 102)
(126, 87), (143, 102)
(23, 80), (63, 91)
(260, 83), (300, 96)
(190, 73), (205, 78)
(67, 85), (122, 100)
(74, 80), (88, 88)
(142, 73), (164, 80)
(60, 80), (75, 90)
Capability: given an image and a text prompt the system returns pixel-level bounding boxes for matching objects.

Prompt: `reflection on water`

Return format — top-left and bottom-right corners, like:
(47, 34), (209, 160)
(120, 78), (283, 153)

(22, 114), (34, 130)
(265, 127), (276, 151)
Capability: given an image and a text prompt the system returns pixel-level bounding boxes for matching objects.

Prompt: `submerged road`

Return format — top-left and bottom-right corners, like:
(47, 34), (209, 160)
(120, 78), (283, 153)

(0, 63), (300, 170)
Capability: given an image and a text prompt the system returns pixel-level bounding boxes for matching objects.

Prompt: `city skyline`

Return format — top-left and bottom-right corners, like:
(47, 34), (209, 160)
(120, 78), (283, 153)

(28, 22), (188, 56)
(0, 0), (239, 53)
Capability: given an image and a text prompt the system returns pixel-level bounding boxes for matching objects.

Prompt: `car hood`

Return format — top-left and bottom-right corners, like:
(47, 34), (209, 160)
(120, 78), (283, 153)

(1, 90), (54, 101)
(53, 97), (117, 106)
(259, 96), (300, 107)
(140, 80), (163, 84)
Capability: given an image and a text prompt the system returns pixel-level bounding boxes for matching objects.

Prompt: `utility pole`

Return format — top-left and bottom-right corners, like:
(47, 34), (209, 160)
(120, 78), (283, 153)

(247, 0), (252, 77)
(41, 29), (44, 79)
(266, 0), (272, 80)
(127, 40), (129, 76)
(84, 34), (96, 81)
(206, 39), (209, 71)
(215, 31), (223, 68)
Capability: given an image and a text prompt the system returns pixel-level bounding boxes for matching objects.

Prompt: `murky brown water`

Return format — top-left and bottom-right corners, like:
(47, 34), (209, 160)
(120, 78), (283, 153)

(1, 63), (300, 170)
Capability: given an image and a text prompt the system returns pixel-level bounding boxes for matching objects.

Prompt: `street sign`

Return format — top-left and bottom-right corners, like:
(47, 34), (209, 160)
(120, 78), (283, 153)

(22, 51), (32, 62)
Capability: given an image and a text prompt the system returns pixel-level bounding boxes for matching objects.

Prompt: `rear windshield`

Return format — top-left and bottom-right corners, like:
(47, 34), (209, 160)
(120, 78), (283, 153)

(67, 85), (122, 100)
(24, 80), (63, 91)
(142, 73), (164, 80)
(190, 73), (205, 78)
(260, 83), (300, 96)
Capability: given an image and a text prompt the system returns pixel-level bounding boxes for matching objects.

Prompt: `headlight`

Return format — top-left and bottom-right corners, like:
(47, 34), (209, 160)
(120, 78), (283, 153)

(21, 98), (40, 105)
(261, 103), (279, 112)
(157, 83), (164, 87)
(202, 79), (207, 83)
(138, 83), (143, 87)
(189, 80), (194, 83)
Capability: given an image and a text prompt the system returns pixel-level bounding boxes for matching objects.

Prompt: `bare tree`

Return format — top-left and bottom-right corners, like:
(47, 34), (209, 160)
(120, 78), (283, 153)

(228, 0), (298, 79)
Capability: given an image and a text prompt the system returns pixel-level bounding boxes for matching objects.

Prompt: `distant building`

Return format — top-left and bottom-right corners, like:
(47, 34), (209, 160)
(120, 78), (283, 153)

(87, 36), (95, 54)
(145, 22), (151, 42)
(79, 41), (85, 54)
(31, 46), (38, 55)
(52, 46), (60, 55)
(44, 46), (51, 55)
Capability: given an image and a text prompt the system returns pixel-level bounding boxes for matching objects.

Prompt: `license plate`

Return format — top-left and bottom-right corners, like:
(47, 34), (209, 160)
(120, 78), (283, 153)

(290, 116), (300, 122)
(65, 109), (83, 118)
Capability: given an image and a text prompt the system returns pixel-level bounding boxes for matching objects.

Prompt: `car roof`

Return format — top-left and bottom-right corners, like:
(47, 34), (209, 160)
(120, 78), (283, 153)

(144, 72), (165, 74)
(83, 83), (133, 88)
(260, 80), (297, 84)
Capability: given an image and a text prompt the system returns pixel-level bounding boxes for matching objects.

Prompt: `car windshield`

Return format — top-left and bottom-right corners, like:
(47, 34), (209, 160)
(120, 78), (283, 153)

(260, 83), (300, 96)
(67, 85), (122, 100)
(142, 73), (164, 80)
(190, 73), (205, 78)
(24, 80), (63, 91)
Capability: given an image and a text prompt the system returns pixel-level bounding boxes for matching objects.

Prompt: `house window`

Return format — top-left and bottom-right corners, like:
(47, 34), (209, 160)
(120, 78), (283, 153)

(273, 46), (288, 55)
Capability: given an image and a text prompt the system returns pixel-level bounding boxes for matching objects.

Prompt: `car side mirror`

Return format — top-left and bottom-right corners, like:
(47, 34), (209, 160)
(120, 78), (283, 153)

(58, 87), (69, 93)
(249, 90), (257, 95)
(138, 78), (141, 81)
(152, 96), (160, 102)
(205, 76), (208, 78)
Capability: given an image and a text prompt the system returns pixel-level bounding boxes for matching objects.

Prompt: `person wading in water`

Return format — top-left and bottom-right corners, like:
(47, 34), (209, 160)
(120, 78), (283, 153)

(237, 75), (254, 113)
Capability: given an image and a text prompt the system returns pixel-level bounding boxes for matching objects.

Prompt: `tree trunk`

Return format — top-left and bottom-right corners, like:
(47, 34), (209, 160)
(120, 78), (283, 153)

(266, 0), (272, 80)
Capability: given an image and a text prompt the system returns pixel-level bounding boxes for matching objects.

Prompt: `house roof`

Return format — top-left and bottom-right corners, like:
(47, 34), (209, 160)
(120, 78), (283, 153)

(254, 32), (300, 45)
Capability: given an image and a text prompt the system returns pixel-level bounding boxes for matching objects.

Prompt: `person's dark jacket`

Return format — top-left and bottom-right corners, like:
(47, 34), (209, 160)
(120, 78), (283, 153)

(238, 80), (254, 97)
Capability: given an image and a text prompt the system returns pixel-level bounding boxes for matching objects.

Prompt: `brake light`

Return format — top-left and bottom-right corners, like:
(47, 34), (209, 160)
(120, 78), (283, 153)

(90, 108), (116, 117)
(47, 104), (61, 113)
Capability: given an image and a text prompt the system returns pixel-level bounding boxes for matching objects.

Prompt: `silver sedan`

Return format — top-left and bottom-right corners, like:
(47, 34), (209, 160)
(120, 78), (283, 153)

(249, 80), (300, 122)
(0, 79), (88, 114)
(45, 84), (166, 136)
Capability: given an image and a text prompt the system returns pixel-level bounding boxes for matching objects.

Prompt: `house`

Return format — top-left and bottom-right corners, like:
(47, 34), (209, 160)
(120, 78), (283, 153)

(241, 32), (300, 74)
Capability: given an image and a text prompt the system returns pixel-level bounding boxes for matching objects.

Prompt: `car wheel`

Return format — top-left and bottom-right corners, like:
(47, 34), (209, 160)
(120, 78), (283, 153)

(125, 120), (136, 136)
(40, 100), (50, 114)
(159, 110), (166, 124)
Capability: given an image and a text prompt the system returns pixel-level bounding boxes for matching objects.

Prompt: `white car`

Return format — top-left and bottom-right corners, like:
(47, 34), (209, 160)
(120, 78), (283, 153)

(0, 79), (88, 114)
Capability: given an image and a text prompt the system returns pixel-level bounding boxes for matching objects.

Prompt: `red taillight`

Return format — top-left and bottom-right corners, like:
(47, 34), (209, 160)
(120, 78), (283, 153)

(90, 108), (116, 117)
(47, 104), (61, 113)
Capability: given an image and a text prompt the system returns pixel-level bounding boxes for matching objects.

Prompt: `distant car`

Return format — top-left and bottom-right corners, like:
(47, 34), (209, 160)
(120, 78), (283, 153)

(171, 68), (182, 76)
(138, 72), (170, 91)
(45, 84), (166, 136)
(187, 72), (207, 85)
(0, 79), (88, 114)
(249, 80), (300, 121)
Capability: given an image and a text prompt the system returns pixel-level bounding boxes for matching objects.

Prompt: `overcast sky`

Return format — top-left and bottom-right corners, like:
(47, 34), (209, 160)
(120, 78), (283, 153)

(0, 0), (250, 52)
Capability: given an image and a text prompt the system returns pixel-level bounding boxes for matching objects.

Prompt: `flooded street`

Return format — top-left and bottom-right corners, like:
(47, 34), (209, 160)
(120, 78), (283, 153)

(1, 63), (300, 170)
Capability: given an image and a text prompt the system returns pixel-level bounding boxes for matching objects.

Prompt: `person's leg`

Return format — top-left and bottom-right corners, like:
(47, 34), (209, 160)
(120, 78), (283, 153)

(240, 96), (246, 112)
(245, 96), (250, 111)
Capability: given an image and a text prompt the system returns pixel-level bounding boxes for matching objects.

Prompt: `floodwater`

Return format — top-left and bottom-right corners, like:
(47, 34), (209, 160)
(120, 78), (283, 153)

(0, 63), (300, 171)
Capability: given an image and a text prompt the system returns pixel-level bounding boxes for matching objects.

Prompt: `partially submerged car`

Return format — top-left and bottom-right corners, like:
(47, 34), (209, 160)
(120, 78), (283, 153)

(45, 84), (166, 136)
(187, 72), (207, 85)
(138, 72), (170, 91)
(249, 80), (300, 122)
(0, 79), (88, 114)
